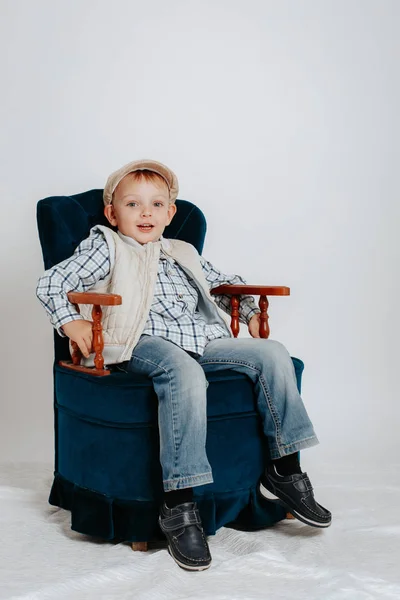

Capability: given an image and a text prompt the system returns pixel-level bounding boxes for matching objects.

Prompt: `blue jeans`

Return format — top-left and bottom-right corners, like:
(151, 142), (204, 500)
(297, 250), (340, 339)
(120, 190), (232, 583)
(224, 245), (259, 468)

(127, 335), (318, 491)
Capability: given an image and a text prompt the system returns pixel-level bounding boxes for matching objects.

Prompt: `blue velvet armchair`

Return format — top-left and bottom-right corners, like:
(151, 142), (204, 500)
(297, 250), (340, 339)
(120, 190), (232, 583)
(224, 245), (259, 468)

(36, 189), (304, 545)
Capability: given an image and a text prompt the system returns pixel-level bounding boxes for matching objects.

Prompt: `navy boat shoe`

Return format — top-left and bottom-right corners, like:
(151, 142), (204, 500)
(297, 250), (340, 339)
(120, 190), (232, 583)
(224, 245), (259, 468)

(259, 464), (332, 528)
(159, 501), (212, 571)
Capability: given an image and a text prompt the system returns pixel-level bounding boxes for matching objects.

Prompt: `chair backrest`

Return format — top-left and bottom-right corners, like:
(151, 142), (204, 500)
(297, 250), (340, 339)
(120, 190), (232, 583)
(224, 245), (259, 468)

(36, 189), (207, 360)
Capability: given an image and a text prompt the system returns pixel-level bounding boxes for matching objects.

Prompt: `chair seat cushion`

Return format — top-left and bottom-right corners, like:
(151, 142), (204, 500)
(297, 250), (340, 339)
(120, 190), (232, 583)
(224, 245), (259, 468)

(55, 357), (303, 425)
(55, 365), (257, 425)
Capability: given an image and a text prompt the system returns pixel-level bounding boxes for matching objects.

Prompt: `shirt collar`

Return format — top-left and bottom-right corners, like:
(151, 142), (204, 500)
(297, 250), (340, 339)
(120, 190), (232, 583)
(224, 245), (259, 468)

(117, 231), (172, 252)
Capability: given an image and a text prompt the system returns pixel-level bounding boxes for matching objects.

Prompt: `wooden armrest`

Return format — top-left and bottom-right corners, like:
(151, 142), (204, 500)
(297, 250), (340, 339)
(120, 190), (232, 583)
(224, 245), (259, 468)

(67, 292), (122, 305)
(211, 285), (290, 296)
(59, 292), (122, 377)
(210, 285), (290, 338)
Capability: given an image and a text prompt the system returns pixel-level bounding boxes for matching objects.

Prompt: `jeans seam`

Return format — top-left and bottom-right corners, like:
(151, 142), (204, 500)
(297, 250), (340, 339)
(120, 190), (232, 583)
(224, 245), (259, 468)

(163, 472), (214, 491)
(281, 435), (317, 448)
(199, 358), (283, 446)
(164, 471), (212, 484)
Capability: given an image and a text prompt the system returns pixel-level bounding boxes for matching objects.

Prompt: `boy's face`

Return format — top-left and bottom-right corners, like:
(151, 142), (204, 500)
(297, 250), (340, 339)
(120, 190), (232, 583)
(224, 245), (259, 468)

(104, 175), (177, 244)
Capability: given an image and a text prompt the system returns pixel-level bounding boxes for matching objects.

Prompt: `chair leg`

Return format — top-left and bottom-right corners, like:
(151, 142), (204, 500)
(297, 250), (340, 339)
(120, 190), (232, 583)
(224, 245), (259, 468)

(131, 542), (148, 551)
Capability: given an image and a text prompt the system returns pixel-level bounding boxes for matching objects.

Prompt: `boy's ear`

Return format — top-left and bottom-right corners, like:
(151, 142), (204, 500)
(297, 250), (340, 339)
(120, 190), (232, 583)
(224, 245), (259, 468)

(167, 203), (177, 225)
(104, 204), (117, 226)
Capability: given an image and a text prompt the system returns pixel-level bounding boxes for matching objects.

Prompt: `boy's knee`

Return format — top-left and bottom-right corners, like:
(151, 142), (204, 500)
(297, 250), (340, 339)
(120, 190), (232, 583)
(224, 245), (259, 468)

(169, 353), (207, 386)
(249, 339), (291, 369)
(266, 339), (289, 356)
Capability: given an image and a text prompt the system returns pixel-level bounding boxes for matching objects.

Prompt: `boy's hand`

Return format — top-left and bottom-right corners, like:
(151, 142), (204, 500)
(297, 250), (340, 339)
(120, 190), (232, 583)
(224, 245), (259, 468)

(61, 320), (93, 358)
(248, 313), (261, 338)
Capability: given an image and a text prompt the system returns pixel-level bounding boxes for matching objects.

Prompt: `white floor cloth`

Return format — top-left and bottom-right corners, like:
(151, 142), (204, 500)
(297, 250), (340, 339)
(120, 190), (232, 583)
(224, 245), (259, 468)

(1, 461), (399, 600)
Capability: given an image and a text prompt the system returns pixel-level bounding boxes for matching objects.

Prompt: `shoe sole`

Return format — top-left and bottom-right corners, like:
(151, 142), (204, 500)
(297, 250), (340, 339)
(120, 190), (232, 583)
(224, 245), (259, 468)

(168, 546), (211, 571)
(259, 481), (332, 529)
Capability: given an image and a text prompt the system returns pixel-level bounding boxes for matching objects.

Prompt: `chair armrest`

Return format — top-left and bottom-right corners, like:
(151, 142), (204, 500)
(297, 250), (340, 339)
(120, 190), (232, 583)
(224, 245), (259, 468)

(210, 285), (290, 338)
(67, 291), (122, 305)
(211, 285), (290, 296)
(59, 292), (122, 377)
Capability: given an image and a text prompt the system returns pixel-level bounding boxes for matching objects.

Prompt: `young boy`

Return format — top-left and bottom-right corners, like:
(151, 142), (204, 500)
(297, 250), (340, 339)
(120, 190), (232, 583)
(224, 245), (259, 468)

(37, 159), (331, 572)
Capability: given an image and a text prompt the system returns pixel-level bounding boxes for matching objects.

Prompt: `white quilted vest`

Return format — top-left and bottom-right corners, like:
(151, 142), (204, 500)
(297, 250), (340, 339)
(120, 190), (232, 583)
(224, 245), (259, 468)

(78, 226), (233, 366)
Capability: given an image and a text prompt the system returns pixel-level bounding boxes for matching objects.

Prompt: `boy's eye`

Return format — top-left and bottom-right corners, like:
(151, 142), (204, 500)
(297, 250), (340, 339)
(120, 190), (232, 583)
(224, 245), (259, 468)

(126, 202), (164, 207)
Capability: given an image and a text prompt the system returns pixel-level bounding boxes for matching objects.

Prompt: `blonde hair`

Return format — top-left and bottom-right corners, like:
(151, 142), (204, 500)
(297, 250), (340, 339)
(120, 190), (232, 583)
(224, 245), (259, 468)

(113, 169), (173, 204)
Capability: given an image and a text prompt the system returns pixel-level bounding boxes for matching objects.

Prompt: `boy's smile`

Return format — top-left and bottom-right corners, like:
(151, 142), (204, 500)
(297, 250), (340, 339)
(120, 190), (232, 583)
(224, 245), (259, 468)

(104, 175), (177, 244)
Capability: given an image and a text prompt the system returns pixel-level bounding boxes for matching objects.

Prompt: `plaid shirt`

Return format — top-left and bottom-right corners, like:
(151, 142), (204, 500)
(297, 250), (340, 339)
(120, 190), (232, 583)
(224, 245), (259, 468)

(36, 229), (260, 356)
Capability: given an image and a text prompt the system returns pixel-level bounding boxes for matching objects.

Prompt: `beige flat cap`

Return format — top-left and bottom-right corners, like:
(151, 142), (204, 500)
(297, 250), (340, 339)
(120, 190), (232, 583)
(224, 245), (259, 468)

(103, 159), (179, 206)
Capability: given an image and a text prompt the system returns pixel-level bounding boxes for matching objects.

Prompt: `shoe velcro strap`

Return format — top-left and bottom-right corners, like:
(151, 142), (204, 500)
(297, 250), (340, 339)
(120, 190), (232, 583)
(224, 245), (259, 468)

(294, 475), (314, 493)
(161, 509), (201, 531)
(303, 476), (313, 491)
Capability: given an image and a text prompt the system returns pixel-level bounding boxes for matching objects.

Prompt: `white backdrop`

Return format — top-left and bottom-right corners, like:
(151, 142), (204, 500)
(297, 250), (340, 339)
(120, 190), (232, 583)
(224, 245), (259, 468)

(0, 0), (398, 467)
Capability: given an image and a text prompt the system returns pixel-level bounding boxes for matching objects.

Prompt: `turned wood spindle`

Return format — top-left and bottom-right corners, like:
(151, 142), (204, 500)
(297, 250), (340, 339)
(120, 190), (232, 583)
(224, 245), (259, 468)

(230, 295), (240, 338)
(92, 304), (105, 370)
(259, 295), (270, 339)
(70, 341), (82, 365)
(70, 303), (82, 365)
